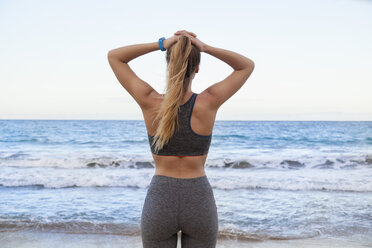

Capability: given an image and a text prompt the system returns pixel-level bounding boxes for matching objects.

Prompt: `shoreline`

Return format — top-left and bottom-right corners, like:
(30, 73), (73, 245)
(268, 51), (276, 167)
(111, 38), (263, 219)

(0, 231), (370, 248)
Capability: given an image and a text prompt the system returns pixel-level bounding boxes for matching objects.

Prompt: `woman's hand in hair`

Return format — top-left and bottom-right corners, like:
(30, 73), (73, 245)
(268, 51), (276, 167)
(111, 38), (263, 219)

(174, 30), (206, 52)
(163, 35), (180, 50)
(163, 30), (196, 49)
(189, 35), (207, 52)
(174, 30), (197, 38)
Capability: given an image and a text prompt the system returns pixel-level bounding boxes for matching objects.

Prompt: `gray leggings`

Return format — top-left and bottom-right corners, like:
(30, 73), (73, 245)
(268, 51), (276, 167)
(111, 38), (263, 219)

(140, 174), (218, 248)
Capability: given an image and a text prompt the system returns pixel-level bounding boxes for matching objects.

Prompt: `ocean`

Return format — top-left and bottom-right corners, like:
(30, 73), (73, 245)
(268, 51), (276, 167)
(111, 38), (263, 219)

(0, 120), (371, 246)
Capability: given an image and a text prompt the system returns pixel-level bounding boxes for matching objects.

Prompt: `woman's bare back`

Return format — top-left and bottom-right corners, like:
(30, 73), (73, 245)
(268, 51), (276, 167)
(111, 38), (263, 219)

(142, 90), (218, 178)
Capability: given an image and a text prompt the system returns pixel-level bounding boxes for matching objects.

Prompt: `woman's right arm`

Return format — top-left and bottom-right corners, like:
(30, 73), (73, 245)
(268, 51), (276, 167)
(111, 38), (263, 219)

(174, 30), (255, 110)
(202, 44), (255, 110)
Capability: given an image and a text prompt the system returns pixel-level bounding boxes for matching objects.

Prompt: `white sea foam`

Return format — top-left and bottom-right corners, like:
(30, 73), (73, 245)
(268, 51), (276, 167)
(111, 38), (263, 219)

(1, 149), (371, 171)
(1, 166), (371, 192)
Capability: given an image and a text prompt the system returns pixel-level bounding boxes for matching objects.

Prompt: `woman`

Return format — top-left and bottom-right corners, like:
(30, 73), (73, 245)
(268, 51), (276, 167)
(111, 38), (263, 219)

(108, 30), (254, 248)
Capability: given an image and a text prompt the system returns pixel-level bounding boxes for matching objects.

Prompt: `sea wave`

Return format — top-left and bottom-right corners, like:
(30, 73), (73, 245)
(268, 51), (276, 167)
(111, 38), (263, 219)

(0, 166), (371, 192)
(0, 219), (140, 236)
(0, 219), (320, 241)
(1, 152), (372, 170)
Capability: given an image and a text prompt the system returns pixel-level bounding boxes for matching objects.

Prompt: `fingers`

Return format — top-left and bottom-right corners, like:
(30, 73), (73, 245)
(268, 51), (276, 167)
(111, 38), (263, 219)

(174, 30), (197, 37)
(174, 33), (193, 40)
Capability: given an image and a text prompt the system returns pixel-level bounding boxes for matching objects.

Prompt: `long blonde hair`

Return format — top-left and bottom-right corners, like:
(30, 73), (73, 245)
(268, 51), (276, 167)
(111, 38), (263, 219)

(151, 35), (201, 153)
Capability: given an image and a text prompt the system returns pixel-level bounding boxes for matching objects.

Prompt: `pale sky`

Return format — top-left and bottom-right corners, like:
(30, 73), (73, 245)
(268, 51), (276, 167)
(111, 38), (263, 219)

(0, 0), (371, 120)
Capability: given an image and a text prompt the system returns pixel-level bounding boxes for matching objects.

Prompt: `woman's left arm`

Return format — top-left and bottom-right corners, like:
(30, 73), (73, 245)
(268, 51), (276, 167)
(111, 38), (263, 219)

(107, 37), (178, 108)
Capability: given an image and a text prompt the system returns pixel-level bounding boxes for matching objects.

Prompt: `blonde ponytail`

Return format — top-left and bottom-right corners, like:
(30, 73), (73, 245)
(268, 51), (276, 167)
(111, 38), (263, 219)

(151, 35), (201, 153)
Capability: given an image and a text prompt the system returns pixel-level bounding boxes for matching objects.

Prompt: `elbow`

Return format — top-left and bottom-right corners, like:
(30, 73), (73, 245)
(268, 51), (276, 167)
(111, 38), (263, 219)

(245, 59), (255, 74)
(107, 50), (114, 61)
(107, 49), (120, 62)
(107, 49), (126, 64)
(248, 59), (255, 70)
(107, 50), (121, 65)
(243, 60), (255, 79)
(240, 59), (254, 73)
(237, 58), (255, 72)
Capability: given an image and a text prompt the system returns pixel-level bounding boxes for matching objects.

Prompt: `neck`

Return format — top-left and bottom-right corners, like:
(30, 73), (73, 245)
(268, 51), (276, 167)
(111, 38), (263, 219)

(185, 78), (193, 91)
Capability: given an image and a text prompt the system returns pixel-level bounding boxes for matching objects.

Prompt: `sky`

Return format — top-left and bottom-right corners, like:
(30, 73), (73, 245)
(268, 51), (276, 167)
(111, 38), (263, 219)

(0, 0), (371, 120)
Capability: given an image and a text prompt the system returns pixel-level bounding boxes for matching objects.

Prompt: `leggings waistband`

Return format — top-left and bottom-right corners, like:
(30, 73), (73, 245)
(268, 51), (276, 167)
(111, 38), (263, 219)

(151, 174), (209, 186)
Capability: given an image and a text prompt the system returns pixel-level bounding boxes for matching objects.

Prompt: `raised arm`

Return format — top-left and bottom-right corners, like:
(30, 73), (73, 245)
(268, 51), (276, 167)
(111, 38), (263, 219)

(175, 30), (255, 110)
(203, 44), (255, 110)
(107, 42), (158, 108)
(107, 36), (180, 108)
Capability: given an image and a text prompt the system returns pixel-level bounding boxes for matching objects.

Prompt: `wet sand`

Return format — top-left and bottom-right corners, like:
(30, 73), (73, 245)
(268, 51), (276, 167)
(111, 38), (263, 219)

(0, 231), (370, 248)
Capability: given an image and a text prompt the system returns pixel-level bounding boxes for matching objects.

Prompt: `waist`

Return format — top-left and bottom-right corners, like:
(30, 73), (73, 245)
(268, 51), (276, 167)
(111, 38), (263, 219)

(148, 175), (212, 197)
(152, 153), (207, 178)
(150, 174), (210, 186)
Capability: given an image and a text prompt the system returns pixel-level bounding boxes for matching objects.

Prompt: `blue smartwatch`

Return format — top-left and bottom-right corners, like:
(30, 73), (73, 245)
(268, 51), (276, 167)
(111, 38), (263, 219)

(158, 37), (166, 51)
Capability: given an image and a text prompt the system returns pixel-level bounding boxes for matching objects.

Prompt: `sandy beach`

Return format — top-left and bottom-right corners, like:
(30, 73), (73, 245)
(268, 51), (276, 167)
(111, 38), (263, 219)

(0, 231), (371, 248)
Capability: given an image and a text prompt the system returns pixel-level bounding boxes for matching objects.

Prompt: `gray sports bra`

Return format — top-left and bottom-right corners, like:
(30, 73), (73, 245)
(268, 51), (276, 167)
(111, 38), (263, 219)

(147, 93), (212, 156)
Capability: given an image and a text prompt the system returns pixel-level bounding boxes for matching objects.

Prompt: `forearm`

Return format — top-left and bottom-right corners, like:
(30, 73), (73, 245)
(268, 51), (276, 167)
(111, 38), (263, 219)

(204, 44), (254, 71)
(108, 42), (159, 63)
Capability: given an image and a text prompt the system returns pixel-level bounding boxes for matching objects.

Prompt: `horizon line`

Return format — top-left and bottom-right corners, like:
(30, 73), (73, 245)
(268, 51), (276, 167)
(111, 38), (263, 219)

(1, 119), (372, 122)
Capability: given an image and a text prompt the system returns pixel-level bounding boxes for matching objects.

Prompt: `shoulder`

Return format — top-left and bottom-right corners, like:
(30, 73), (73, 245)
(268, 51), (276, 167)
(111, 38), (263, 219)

(193, 92), (218, 116)
(196, 91), (219, 111)
(140, 90), (163, 110)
